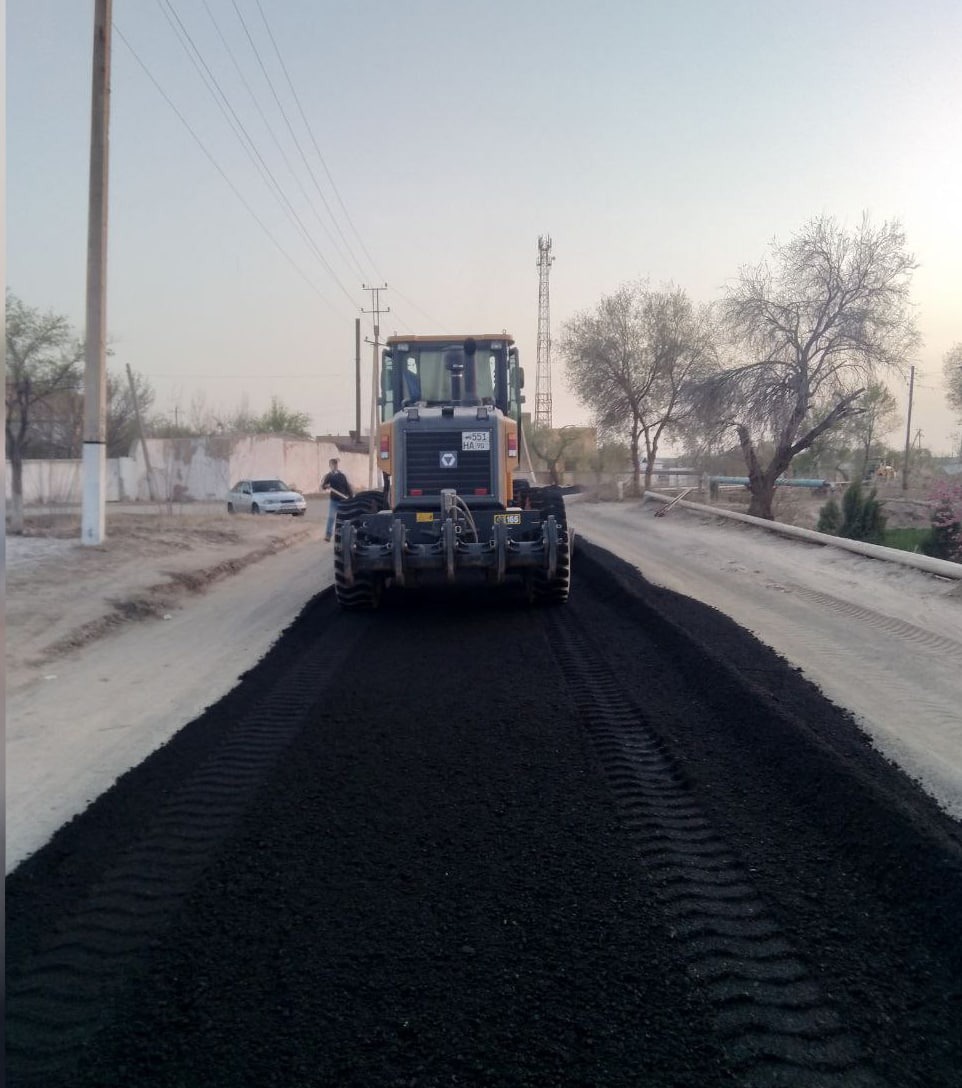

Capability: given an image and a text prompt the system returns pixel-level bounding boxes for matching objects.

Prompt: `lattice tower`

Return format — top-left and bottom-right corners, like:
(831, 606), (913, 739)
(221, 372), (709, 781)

(535, 234), (554, 429)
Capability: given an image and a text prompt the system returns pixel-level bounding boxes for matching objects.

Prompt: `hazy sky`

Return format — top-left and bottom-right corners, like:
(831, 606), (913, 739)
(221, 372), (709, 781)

(7, 1), (962, 453)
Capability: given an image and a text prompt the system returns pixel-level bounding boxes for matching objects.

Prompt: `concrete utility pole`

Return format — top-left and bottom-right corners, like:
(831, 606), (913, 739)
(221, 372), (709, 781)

(535, 234), (554, 430)
(362, 284), (389, 489)
(82, 0), (112, 544)
(901, 365), (915, 492)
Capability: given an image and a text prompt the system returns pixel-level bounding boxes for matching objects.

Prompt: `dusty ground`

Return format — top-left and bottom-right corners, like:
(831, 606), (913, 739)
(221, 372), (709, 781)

(690, 478), (937, 531)
(5, 505), (323, 690)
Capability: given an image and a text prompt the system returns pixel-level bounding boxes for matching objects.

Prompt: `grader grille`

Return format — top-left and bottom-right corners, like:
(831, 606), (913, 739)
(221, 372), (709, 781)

(403, 430), (493, 497)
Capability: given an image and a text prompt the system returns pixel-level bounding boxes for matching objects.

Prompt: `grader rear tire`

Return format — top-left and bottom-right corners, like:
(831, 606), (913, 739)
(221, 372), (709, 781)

(333, 493), (387, 610)
(529, 487), (570, 605)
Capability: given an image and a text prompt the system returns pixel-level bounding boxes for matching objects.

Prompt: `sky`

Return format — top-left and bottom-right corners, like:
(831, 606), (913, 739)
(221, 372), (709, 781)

(6, 0), (962, 454)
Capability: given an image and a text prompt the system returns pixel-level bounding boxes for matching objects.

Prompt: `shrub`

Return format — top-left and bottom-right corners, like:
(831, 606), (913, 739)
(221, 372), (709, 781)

(837, 482), (887, 543)
(921, 481), (962, 562)
(817, 497), (841, 534)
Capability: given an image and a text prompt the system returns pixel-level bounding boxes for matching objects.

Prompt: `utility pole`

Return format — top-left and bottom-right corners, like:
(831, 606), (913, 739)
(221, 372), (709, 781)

(901, 364), (915, 492)
(126, 363), (157, 500)
(354, 317), (361, 444)
(362, 284), (389, 488)
(82, 0), (112, 544)
(535, 235), (554, 430)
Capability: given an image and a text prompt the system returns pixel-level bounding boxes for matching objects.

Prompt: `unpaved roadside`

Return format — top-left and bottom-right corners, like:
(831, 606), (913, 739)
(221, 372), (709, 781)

(6, 509), (324, 692)
(6, 507), (334, 872)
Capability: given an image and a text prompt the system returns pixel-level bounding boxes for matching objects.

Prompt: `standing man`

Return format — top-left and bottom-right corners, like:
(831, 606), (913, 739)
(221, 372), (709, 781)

(321, 457), (353, 541)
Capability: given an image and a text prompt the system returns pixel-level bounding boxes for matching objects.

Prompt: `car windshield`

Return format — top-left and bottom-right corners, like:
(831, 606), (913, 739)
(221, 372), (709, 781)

(252, 480), (287, 493)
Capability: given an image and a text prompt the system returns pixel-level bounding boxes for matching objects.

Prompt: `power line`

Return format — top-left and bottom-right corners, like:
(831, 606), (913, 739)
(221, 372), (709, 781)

(254, 0), (382, 285)
(113, 21), (342, 312)
(157, 0), (359, 310)
(230, 0), (367, 287)
(200, 0), (358, 285)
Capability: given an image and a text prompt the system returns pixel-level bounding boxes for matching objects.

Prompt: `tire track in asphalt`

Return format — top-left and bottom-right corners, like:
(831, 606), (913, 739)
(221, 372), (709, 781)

(4, 607), (369, 1087)
(547, 610), (886, 1087)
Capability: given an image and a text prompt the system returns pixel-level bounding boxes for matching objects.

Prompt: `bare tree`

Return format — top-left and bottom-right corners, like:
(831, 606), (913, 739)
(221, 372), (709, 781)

(563, 283), (716, 495)
(106, 368), (156, 457)
(687, 215), (919, 519)
(5, 292), (84, 531)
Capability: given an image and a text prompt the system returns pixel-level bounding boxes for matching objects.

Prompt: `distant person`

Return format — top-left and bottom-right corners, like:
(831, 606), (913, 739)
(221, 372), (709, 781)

(321, 458), (353, 541)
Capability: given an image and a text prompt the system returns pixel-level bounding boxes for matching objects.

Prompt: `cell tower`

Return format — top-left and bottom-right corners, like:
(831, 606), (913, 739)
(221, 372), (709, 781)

(535, 234), (554, 430)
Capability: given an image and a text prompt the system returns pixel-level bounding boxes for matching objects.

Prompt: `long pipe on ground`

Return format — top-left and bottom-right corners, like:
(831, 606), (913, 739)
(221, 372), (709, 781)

(642, 491), (962, 582)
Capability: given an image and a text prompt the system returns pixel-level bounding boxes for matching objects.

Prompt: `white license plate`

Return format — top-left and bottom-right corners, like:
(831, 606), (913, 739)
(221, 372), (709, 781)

(461, 431), (490, 451)
(494, 512), (521, 525)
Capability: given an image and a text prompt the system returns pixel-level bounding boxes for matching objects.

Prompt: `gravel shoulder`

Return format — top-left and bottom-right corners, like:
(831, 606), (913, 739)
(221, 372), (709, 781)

(5, 505), (333, 872)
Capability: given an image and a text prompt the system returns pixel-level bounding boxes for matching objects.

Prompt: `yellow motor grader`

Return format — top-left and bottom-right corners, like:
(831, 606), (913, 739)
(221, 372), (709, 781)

(333, 334), (570, 609)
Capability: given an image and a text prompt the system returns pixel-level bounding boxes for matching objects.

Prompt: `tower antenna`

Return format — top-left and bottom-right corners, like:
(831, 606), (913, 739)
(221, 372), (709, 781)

(535, 234), (554, 430)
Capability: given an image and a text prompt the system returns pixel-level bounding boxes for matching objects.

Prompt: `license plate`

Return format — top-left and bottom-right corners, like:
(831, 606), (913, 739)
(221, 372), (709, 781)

(494, 512), (522, 525)
(416, 512), (435, 523)
(461, 431), (490, 451)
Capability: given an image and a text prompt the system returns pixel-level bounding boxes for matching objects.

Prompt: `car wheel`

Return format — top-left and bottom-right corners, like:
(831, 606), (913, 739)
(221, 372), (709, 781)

(292, 511), (305, 517)
(251, 503), (260, 514)
(227, 502), (235, 514)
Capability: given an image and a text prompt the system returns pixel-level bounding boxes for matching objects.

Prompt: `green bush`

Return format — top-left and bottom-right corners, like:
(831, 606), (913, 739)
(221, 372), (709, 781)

(817, 497), (841, 534)
(820, 482), (887, 543)
(839, 482), (887, 543)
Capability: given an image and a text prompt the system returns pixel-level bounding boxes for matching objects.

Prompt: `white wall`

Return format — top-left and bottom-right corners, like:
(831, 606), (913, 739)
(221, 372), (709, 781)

(127, 435), (374, 502)
(6, 458), (139, 504)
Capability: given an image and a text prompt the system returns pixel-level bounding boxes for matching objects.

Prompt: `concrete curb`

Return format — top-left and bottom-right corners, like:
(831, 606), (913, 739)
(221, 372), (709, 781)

(643, 491), (962, 581)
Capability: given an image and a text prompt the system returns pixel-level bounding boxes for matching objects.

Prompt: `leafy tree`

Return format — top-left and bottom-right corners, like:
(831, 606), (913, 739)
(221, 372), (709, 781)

(838, 381), (901, 478)
(586, 441), (630, 483)
(5, 292), (84, 532)
(525, 424), (583, 486)
(148, 394), (311, 439)
(254, 396), (311, 438)
(563, 283), (715, 495)
(686, 215), (918, 519)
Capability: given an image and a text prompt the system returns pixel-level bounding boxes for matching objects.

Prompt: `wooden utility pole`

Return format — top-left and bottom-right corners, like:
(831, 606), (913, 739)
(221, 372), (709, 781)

(126, 363), (157, 500)
(362, 284), (389, 489)
(354, 317), (361, 444)
(82, 0), (112, 544)
(901, 365), (915, 492)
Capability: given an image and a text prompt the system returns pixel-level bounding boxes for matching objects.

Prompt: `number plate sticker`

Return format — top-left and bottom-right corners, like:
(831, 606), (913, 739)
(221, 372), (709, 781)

(461, 431), (490, 451)
(494, 512), (522, 525)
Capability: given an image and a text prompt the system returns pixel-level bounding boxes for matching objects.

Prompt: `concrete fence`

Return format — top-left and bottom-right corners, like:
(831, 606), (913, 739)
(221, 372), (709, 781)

(6, 435), (377, 506)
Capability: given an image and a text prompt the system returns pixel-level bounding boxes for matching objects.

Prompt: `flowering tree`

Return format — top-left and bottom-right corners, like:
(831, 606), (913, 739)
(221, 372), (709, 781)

(923, 481), (962, 562)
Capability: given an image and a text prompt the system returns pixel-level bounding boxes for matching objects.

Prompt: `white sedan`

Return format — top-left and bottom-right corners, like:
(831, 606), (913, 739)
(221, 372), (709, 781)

(226, 479), (307, 516)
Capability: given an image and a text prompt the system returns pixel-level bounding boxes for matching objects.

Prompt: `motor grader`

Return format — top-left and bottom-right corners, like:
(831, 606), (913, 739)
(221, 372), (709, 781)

(333, 334), (570, 609)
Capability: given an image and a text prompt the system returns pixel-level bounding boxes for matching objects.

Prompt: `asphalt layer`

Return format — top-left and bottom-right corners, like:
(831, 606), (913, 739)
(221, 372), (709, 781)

(6, 541), (962, 1087)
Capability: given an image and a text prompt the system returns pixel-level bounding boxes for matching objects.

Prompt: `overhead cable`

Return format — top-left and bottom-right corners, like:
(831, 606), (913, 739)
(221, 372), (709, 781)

(114, 21), (344, 314)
